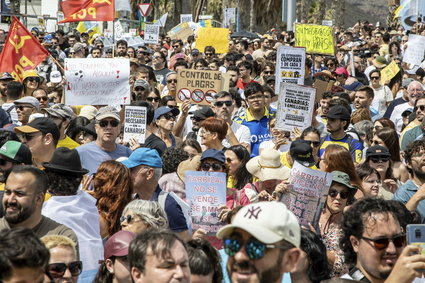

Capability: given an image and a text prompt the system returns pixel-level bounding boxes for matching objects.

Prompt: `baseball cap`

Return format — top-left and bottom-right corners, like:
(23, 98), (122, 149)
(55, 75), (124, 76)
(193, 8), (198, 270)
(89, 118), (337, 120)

(366, 145), (391, 159)
(134, 79), (150, 92)
(290, 140), (316, 167)
(43, 104), (75, 120)
(14, 96), (40, 111)
(0, 141), (32, 165)
(217, 202), (301, 247)
(201, 149), (225, 163)
(333, 67), (349, 78)
(121, 147), (163, 169)
(22, 70), (39, 81)
(0, 73), (13, 80)
(154, 106), (180, 120)
(331, 171), (357, 191)
(14, 117), (60, 142)
(104, 230), (136, 259)
(191, 48), (200, 55)
(73, 42), (85, 53)
(193, 107), (214, 120)
(95, 106), (120, 122)
(327, 105), (351, 120)
(50, 71), (62, 83)
(79, 105), (98, 120)
(342, 81), (363, 91)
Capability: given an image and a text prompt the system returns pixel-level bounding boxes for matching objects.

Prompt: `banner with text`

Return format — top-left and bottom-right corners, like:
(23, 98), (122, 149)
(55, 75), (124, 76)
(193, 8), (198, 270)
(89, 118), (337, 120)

(295, 24), (335, 55)
(275, 46), (306, 91)
(403, 34), (425, 66)
(65, 58), (130, 105)
(276, 84), (316, 131)
(144, 24), (160, 44)
(123, 106), (147, 143)
(168, 22), (194, 41)
(185, 171), (227, 236)
(380, 60), (400, 85)
(281, 162), (332, 228)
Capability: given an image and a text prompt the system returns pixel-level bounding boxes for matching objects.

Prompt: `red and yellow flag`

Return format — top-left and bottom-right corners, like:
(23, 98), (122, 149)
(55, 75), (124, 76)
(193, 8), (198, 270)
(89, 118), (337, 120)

(0, 16), (49, 81)
(59, 0), (114, 23)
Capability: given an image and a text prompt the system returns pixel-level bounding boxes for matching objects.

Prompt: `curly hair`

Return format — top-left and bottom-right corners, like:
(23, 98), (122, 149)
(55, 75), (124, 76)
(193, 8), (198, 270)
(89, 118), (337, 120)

(46, 171), (82, 196)
(404, 139), (425, 175)
(92, 160), (133, 237)
(161, 147), (189, 174)
(187, 238), (223, 283)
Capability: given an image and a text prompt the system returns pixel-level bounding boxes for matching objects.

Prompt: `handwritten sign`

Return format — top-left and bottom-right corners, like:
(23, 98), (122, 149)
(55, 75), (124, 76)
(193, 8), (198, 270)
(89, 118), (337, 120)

(403, 34), (425, 66)
(295, 24), (335, 55)
(123, 106), (147, 143)
(275, 46), (306, 92)
(167, 22), (194, 41)
(195, 28), (230, 54)
(64, 58), (130, 106)
(144, 24), (159, 44)
(380, 60), (400, 85)
(180, 14), (193, 23)
(281, 162), (332, 228)
(276, 83), (316, 131)
(185, 171), (226, 235)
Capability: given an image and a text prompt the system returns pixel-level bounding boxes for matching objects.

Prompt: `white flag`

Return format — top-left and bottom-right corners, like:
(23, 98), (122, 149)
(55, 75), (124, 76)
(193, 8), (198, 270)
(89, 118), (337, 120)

(115, 0), (132, 11)
(154, 13), (168, 27)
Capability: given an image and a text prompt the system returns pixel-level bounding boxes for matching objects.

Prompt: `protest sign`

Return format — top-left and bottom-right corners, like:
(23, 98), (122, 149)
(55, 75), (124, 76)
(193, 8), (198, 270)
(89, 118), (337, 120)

(224, 8), (236, 27)
(185, 171), (226, 235)
(403, 34), (425, 66)
(123, 106), (147, 143)
(144, 24), (160, 44)
(313, 79), (334, 102)
(168, 22), (194, 41)
(295, 24), (335, 55)
(321, 20), (333, 26)
(276, 83), (316, 131)
(380, 60), (400, 85)
(275, 46), (306, 92)
(281, 162), (332, 228)
(180, 14), (193, 23)
(176, 69), (228, 105)
(196, 28), (230, 54)
(65, 58), (130, 105)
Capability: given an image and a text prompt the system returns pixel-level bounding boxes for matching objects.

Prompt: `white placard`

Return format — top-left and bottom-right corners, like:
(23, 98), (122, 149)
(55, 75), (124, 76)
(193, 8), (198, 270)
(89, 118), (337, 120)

(276, 84), (316, 132)
(180, 14), (193, 23)
(65, 58), (130, 105)
(321, 20), (333, 26)
(403, 34), (425, 66)
(275, 46), (306, 92)
(144, 24), (160, 44)
(114, 20), (124, 40)
(123, 106), (147, 143)
(224, 8), (236, 27)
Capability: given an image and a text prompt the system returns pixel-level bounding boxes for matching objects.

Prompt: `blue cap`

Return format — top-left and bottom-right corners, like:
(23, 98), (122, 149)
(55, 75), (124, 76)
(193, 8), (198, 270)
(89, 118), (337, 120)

(201, 149), (225, 163)
(154, 106), (180, 120)
(121, 148), (162, 169)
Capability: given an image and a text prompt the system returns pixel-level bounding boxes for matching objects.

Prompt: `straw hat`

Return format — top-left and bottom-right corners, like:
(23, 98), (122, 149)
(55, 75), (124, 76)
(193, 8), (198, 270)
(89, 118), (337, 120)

(177, 155), (202, 183)
(246, 148), (290, 181)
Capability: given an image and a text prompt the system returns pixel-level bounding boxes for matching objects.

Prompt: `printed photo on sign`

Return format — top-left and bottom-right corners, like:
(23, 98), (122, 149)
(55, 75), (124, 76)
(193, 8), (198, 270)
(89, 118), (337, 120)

(275, 46), (306, 92)
(144, 24), (160, 44)
(123, 106), (147, 143)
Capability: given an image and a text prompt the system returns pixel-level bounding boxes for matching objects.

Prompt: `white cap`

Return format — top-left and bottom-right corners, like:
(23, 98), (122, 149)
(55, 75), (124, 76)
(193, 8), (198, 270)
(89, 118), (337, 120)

(216, 202), (300, 247)
(50, 71), (62, 83)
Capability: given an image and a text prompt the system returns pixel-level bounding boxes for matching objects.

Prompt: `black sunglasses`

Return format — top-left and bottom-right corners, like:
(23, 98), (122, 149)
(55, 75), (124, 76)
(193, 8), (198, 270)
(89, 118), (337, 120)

(36, 96), (49, 101)
(328, 189), (349, 199)
(120, 214), (139, 224)
(264, 71), (274, 75)
(160, 113), (176, 120)
(361, 234), (405, 250)
(134, 87), (146, 92)
(205, 52), (213, 56)
(371, 76), (380, 80)
(16, 105), (33, 111)
(214, 101), (232, 107)
(0, 157), (13, 166)
(27, 77), (41, 83)
(21, 133), (41, 142)
(201, 162), (225, 171)
(418, 105), (425, 111)
(147, 97), (160, 102)
(48, 261), (82, 278)
(304, 140), (321, 147)
(173, 45), (180, 48)
(98, 120), (119, 128)
(223, 237), (289, 260)
(167, 105), (179, 110)
(166, 79), (177, 84)
(191, 116), (203, 122)
(370, 157), (390, 163)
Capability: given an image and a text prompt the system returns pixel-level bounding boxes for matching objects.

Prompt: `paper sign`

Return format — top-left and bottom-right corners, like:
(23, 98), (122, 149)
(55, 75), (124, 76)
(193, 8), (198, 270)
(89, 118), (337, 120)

(65, 58), (130, 105)
(281, 162), (332, 228)
(168, 22), (194, 41)
(224, 8), (236, 27)
(57, 11), (64, 25)
(123, 106), (147, 143)
(180, 14), (193, 23)
(295, 24), (335, 55)
(403, 34), (425, 66)
(196, 27), (230, 54)
(144, 24), (160, 44)
(321, 20), (333, 26)
(275, 46), (306, 92)
(176, 69), (228, 105)
(380, 60), (400, 85)
(114, 20), (124, 40)
(276, 83), (316, 131)
(185, 171), (226, 236)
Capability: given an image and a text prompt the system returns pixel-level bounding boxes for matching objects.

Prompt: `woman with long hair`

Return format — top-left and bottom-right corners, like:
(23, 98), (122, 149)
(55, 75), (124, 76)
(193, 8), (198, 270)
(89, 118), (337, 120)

(224, 145), (252, 191)
(372, 117), (396, 134)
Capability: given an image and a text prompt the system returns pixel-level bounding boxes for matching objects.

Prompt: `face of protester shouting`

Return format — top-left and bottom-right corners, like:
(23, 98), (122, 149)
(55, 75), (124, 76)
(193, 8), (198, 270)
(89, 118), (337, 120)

(95, 118), (121, 146)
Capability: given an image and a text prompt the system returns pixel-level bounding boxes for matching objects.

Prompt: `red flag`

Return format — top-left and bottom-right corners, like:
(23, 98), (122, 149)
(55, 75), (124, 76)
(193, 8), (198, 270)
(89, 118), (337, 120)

(0, 17), (49, 81)
(59, 0), (114, 23)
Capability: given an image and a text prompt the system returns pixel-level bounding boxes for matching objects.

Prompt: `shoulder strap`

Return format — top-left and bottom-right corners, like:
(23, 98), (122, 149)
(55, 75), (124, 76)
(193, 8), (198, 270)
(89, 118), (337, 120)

(6, 105), (14, 114)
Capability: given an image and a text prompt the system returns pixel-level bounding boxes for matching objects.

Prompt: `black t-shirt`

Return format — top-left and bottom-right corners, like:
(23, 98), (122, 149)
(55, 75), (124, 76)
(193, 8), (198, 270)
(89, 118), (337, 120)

(142, 133), (167, 156)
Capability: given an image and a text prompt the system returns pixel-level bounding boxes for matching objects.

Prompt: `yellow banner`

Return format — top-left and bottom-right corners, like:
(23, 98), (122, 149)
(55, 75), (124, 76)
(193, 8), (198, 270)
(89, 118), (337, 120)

(295, 24), (335, 55)
(380, 60), (400, 85)
(195, 27), (230, 54)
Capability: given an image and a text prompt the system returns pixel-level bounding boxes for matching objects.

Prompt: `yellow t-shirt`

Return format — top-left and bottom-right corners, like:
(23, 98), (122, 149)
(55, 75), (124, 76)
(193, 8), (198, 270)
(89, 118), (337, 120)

(57, 136), (80, 149)
(280, 151), (318, 170)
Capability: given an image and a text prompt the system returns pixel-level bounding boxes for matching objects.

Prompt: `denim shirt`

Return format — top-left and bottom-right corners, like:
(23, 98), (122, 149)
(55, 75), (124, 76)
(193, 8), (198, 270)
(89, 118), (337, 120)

(393, 180), (425, 223)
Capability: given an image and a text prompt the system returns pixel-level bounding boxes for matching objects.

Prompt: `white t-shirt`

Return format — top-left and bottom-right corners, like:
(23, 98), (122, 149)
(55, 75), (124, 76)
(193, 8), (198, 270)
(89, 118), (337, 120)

(222, 122), (251, 148)
(2, 103), (18, 124)
(259, 139), (291, 152)
(371, 85), (393, 116)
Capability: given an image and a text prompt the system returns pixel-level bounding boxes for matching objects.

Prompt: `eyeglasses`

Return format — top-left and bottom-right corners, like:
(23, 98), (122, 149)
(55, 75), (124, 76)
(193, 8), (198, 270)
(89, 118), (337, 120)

(167, 105), (179, 110)
(371, 76), (380, 80)
(328, 189), (349, 199)
(223, 237), (289, 260)
(160, 113), (176, 120)
(135, 87), (146, 92)
(98, 120), (119, 128)
(214, 101), (232, 107)
(27, 77), (41, 83)
(264, 71), (274, 75)
(201, 162), (225, 171)
(166, 79), (177, 84)
(304, 140), (321, 147)
(48, 261), (83, 278)
(36, 96), (49, 102)
(147, 97), (160, 102)
(370, 157), (390, 163)
(16, 105), (34, 111)
(120, 214), (142, 224)
(361, 234), (405, 250)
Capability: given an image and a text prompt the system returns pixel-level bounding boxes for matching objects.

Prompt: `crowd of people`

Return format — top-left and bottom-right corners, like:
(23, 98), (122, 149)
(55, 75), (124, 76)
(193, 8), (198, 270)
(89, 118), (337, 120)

(0, 16), (424, 283)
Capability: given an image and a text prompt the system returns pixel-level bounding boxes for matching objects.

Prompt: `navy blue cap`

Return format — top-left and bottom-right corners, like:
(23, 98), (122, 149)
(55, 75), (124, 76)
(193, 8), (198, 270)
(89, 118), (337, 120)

(154, 106), (180, 120)
(201, 149), (225, 163)
(342, 81), (363, 91)
(121, 148), (162, 169)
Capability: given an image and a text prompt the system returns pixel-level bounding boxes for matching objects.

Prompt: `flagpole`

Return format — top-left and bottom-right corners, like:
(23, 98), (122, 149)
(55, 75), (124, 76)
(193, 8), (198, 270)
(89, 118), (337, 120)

(49, 55), (65, 73)
(112, 18), (115, 58)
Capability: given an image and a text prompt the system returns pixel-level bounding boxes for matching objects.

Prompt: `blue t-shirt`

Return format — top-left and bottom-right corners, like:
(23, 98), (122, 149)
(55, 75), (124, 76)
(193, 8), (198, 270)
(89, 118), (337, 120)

(319, 134), (363, 163)
(76, 141), (132, 174)
(393, 180), (425, 222)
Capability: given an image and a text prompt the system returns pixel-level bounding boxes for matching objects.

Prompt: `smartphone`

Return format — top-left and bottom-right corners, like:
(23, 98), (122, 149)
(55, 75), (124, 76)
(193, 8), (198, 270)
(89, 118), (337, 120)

(406, 224), (425, 255)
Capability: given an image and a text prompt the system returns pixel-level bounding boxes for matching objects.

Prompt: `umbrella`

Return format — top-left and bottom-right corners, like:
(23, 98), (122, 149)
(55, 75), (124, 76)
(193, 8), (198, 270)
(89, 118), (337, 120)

(230, 31), (260, 39)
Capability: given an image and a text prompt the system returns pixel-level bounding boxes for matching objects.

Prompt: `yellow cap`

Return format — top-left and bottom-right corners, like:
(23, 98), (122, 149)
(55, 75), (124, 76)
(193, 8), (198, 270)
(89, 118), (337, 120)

(22, 70), (39, 81)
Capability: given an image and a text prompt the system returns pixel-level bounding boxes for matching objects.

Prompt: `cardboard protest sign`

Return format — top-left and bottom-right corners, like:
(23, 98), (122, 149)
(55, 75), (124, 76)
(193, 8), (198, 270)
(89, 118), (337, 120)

(195, 28), (230, 54)
(295, 24), (335, 55)
(281, 162), (332, 228)
(380, 60), (400, 85)
(313, 79), (334, 102)
(144, 24), (159, 44)
(176, 69), (228, 105)
(123, 106), (147, 143)
(65, 58), (130, 105)
(402, 34), (425, 66)
(168, 22), (194, 41)
(276, 83), (316, 131)
(275, 46), (306, 91)
(185, 171), (226, 236)
(180, 14), (193, 23)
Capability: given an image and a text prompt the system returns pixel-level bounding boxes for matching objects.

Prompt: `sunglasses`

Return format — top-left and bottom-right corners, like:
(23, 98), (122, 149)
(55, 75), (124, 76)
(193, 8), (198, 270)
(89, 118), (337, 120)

(21, 133), (41, 142)
(327, 63), (335, 67)
(371, 76), (380, 80)
(370, 157), (390, 163)
(361, 234), (405, 250)
(167, 79), (177, 84)
(147, 97), (160, 102)
(201, 162), (225, 171)
(264, 71), (274, 75)
(98, 120), (119, 128)
(160, 113), (175, 120)
(27, 77), (41, 83)
(167, 105), (179, 110)
(36, 96), (49, 101)
(0, 157), (13, 166)
(328, 189), (349, 199)
(120, 214), (141, 224)
(223, 238), (289, 260)
(205, 52), (213, 56)
(190, 116), (203, 122)
(214, 101), (232, 107)
(304, 140), (321, 147)
(48, 261), (82, 278)
(417, 105), (425, 111)
(16, 105), (33, 111)
(173, 45), (180, 48)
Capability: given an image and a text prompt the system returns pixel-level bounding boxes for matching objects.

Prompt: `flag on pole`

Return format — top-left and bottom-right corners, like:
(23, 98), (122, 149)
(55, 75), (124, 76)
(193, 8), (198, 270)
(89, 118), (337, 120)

(76, 21), (102, 43)
(153, 13), (168, 27)
(59, 0), (114, 23)
(0, 16), (49, 81)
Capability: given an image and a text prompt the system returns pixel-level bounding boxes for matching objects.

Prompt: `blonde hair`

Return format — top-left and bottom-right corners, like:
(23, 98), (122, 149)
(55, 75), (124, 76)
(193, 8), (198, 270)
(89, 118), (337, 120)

(41, 235), (77, 255)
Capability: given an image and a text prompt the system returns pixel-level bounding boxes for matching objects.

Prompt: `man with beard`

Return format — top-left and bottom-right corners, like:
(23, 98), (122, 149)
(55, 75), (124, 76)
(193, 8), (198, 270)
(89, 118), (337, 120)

(401, 96), (425, 150)
(394, 139), (425, 221)
(317, 92), (333, 124)
(0, 165), (78, 245)
(353, 86), (380, 121)
(186, 106), (215, 140)
(116, 39), (128, 57)
(227, 65), (240, 89)
(319, 105), (363, 163)
(0, 73), (13, 105)
(217, 202), (301, 283)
